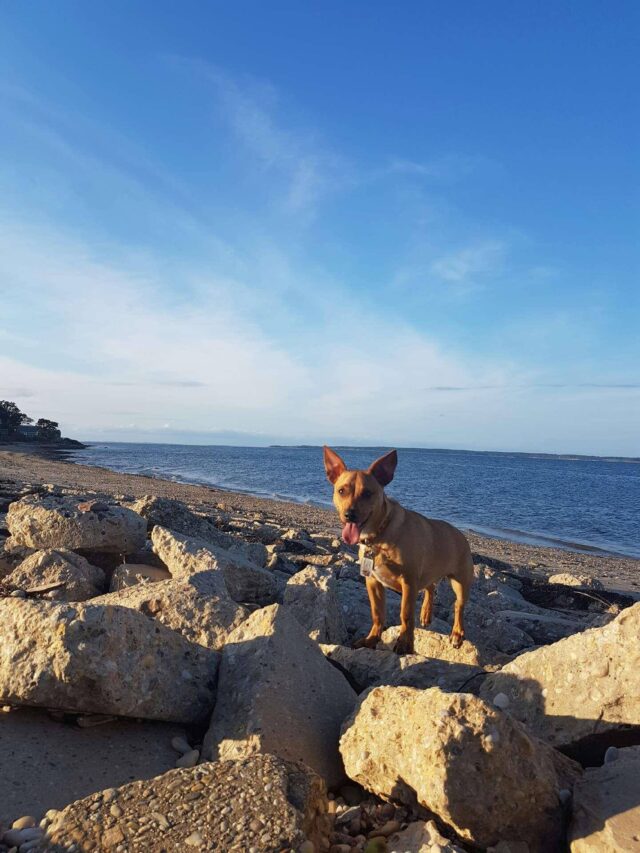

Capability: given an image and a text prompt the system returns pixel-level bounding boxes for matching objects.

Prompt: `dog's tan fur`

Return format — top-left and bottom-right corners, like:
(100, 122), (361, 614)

(323, 446), (474, 655)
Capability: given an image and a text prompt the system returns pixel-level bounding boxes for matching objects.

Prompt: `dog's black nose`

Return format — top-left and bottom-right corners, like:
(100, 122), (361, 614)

(344, 508), (356, 522)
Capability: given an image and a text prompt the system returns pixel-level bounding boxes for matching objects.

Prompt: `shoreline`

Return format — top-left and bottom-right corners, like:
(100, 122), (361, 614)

(1, 445), (639, 594)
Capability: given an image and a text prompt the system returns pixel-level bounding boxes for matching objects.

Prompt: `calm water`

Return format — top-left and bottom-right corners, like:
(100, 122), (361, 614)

(68, 443), (640, 559)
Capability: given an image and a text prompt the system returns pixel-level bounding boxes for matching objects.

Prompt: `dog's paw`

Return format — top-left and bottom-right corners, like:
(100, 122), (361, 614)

(449, 630), (464, 649)
(419, 613), (432, 628)
(352, 635), (381, 650)
(393, 633), (415, 656)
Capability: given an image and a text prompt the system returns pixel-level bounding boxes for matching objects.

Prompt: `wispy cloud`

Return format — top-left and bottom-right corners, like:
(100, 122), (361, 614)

(187, 63), (351, 216)
(429, 240), (506, 285)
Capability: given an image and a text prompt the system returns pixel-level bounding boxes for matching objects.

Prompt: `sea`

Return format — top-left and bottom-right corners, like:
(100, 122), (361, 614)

(67, 443), (640, 560)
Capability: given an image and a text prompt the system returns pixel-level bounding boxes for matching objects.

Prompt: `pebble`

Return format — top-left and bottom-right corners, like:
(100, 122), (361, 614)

(11, 818), (36, 831)
(171, 735), (192, 755)
(299, 842), (315, 853)
(1, 828), (43, 847)
(9, 589), (27, 598)
(175, 749), (200, 768)
(559, 788), (572, 805)
(369, 820), (401, 838)
(102, 789), (118, 803)
(185, 830), (203, 847)
(604, 745), (618, 764)
(110, 804), (123, 818)
(493, 692), (510, 709)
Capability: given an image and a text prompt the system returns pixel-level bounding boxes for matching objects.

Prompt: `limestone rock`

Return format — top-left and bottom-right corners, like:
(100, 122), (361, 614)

(381, 625), (508, 667)
(5, 549), (105, 600)
(93, 571), (249, 650)
(569, 745), (640, 852)
(44, 754), (330, 853)
(321, 644), (483, 694)
(0, 599), (217, 723)
(388, 819), (465, 852)
(284, 565), (348, 644)
(549, 572), (604, 590)
(202, 603), (357, 787)
(340, 686), (577, 851)
(7, 494), (146, 553)
(132, 495), (267, 565)
(109, 562), (171, 591)
(151, 525), (277, 606)
(480, 602), (640, 746)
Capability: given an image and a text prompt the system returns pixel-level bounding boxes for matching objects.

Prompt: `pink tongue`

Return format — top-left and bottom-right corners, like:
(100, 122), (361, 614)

(342, 522), (360, 545)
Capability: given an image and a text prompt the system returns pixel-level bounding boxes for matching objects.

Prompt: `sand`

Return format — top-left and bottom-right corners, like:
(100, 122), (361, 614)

(1, 445), (638, 594)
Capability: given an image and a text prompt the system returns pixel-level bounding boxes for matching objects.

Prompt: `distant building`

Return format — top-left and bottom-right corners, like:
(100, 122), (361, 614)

(0, 426), (10, 440)
(16, 425), (40, 439)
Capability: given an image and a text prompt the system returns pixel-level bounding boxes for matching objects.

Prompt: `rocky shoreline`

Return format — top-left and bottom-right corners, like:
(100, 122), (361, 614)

(0, 449), (639, 851)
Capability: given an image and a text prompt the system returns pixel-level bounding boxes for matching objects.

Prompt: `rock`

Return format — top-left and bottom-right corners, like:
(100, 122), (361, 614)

(569, 745), (640, 851)
(7, 494), (147, 553)
(4, 549), (105, 600)
(0, 599), (218, 723)
(549, 572), (604, 590)
(480, 603), (640, 747)
(387, 819), (464, 852)
(340, 686), (578, 851)
(202, 603), (357, 787)
(0, 707), (186, 825)
(380, 625), (508, 667)
(92, 570), (248, 651)
(108, 563), (171, 591)
(284, 565), (348, 644)
(151, 525), (278, 606)
(321, 644), (483, 693)
(170, 736), (191, 755)
(11, 816), (36, 830)
(175, 748), (199, 768)
(44, 754), (331, 852)
(131, 495), (267, 565)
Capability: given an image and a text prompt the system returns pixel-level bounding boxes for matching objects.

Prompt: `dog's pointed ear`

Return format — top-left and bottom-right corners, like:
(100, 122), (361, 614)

(368, 449), (398, 486)
(323, 446), (347, 484)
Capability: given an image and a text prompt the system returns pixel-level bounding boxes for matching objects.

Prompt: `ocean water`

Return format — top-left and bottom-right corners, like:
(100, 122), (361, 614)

(68, 443), (640, 559)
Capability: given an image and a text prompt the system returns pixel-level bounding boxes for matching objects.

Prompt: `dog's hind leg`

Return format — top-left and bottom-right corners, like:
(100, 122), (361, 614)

(420, 584), (435, 627)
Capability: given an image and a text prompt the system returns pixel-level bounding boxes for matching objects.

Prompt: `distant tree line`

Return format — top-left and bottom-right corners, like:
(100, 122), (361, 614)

(0, 401), (61, 441)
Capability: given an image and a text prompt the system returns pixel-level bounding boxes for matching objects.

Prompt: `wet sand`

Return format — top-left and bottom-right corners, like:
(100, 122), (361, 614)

(1, 445), (638, 594)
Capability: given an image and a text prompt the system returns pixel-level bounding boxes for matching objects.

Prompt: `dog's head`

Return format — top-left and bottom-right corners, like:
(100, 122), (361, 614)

(323, 446), (397, 545)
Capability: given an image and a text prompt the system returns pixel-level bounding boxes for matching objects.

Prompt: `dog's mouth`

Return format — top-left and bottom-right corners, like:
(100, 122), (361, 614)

(341, 521), (361, 545)
(341, 512), (371, 545)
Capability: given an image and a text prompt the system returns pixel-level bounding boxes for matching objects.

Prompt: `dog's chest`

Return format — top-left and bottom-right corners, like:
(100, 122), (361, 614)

(359, 545), (400, 589)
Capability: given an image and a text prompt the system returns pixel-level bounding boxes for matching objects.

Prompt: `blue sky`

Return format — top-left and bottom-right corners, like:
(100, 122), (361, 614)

(0, 1), (638, 454)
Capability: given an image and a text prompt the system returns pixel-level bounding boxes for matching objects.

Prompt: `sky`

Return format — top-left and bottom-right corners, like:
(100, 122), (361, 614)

(0, 1), (638, 455)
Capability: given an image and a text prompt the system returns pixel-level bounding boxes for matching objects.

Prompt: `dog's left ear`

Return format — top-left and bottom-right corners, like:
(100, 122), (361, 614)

(368, 449), (398, 486)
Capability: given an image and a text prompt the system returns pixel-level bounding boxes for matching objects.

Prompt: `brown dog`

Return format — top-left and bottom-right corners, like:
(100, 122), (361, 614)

(323, 446), (474, 655)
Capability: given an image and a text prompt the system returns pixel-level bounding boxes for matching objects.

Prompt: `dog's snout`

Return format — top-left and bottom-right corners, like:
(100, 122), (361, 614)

(344, 508), (357, 522)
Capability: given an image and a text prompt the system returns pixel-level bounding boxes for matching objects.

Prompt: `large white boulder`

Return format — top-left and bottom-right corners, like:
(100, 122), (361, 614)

(480, 603), (640, 746)
(7, 495), (146, 553)
(202, 603), (357, 787)
(284, 565), (348, 644)
(4, 548), (105, 600)
(0, 599), (218, 723)
(151, 526), (278, 606)
(93, 570), (249, 650)
(340, 685), (579, 851)
(569, 745), (640, 852)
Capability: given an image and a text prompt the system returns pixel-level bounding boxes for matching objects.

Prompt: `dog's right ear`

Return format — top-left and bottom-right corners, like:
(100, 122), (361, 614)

(323, 446), (347, 484)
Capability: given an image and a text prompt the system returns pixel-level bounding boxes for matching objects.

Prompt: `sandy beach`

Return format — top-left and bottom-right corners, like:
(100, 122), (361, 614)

(1, 445), (638, 595)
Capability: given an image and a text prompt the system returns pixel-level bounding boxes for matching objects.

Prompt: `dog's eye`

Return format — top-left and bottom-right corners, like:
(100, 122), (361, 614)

(338, 487), (345, 495)
(361, 489), (372, 499)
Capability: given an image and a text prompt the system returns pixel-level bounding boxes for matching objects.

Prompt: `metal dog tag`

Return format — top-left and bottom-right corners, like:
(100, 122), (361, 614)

(359, 545), (375, 577)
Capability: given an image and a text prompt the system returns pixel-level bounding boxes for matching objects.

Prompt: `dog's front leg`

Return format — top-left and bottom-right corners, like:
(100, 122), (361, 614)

(352, 576), (386, 649)
(394, 577), (418, 655)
